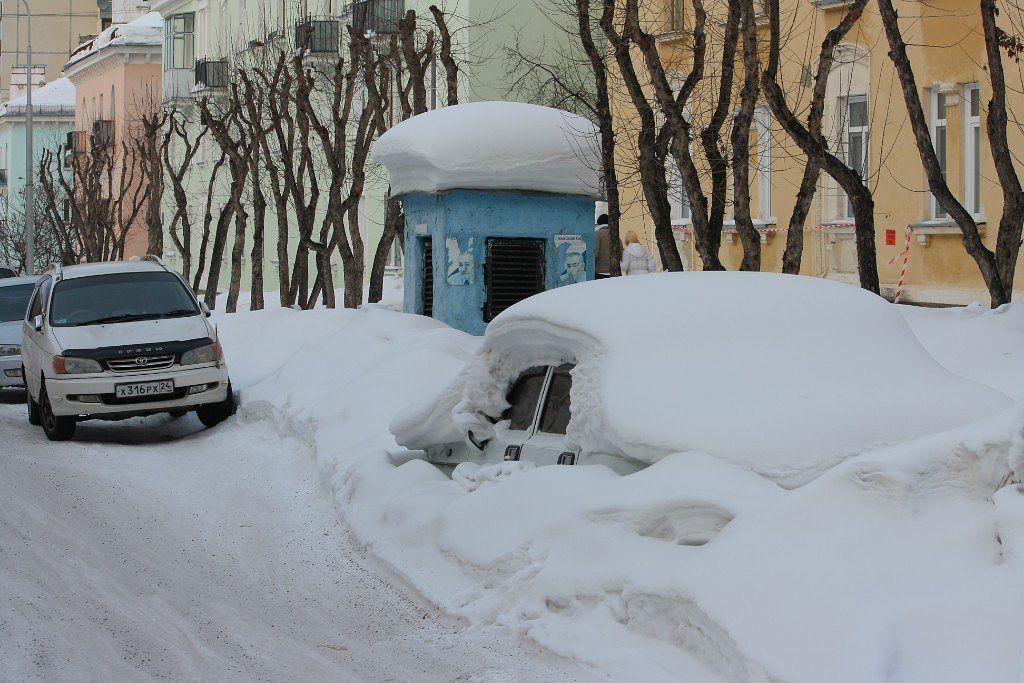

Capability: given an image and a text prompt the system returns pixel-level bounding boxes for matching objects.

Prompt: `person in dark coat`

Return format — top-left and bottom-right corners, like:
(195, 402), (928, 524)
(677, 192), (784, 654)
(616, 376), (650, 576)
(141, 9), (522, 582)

(595, 214), (611, 279)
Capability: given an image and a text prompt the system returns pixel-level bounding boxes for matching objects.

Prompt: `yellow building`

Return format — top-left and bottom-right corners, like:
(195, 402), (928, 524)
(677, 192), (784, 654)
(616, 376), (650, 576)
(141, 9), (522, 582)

(0, 0), (101, 102)
(613, 0), (1020, 305)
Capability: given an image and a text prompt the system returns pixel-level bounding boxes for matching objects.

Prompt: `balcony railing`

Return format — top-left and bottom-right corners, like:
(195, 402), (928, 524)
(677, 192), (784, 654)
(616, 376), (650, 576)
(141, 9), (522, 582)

(195, 58), (228, 89)
(295, 17), (340, 53)
(346, 0), (404, 35)
(0, 103), (75, 117)
(91, 120), (115, 148)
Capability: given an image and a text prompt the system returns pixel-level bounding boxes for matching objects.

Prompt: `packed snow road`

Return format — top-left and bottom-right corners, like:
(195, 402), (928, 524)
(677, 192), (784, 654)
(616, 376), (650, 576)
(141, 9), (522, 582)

(0, 392), (595, 682)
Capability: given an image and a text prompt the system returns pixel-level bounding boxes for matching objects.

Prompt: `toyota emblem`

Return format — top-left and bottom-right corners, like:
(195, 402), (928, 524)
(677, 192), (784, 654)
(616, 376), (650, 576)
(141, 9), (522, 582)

(134, 356), (149, 366)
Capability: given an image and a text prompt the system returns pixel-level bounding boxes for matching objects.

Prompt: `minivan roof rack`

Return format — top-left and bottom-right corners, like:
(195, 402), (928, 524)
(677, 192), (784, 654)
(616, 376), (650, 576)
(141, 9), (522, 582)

(130, 254), (168, 269)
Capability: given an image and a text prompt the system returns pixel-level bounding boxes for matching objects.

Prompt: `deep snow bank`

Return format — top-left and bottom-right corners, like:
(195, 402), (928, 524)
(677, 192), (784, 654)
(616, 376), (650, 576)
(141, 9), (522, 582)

(215, 297), (1024, 682)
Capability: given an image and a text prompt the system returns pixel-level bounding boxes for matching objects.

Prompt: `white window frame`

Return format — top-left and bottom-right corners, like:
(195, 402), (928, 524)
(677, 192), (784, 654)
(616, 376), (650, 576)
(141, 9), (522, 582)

(843, 95), (868, 220)
(667, 160), (691, 224)
(164, 12), (195, 72)
(671, 0), (685, 30)
(754, 105), (772, 221)
(667, 107), (693, 224)
(930, 88), (948, 220)
(964, 82), (981, 218)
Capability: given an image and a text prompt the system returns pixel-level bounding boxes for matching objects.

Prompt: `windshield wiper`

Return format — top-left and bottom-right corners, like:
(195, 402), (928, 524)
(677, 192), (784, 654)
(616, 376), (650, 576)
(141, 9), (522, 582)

(157, 308), (199, 318)
(76, 312), (163, 326)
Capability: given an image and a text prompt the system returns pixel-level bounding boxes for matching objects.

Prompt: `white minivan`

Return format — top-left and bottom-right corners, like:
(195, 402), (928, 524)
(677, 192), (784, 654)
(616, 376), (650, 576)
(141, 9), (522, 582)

(22, 258), (234, 441)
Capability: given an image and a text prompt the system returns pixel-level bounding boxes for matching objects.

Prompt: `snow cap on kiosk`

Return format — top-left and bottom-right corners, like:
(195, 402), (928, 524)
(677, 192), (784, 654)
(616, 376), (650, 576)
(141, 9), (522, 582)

(371, 101), (602, 199)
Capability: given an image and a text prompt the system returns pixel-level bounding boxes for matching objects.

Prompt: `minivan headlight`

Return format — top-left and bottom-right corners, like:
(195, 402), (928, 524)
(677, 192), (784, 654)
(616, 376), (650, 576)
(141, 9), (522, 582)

(181, 342), (222, 366)
(53, 356), (103, 374)
(0, 344), (19, 357)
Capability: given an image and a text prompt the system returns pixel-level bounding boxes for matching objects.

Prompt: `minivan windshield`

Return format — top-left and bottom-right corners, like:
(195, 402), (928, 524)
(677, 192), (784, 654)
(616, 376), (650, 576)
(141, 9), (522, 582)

(0, 283), (34, 323)
(50, 272), (200, 327)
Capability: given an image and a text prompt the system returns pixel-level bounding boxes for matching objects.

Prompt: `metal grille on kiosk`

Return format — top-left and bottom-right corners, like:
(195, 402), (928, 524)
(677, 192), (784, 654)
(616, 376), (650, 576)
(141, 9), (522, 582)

(484, 237), (545, 322)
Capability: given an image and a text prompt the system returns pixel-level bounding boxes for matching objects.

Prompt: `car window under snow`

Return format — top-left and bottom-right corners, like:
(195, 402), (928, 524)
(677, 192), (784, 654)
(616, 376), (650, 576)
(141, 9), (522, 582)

(502, 367), (548, 431)
(50, 272), (199, 327)
(537, 365), (573, 435)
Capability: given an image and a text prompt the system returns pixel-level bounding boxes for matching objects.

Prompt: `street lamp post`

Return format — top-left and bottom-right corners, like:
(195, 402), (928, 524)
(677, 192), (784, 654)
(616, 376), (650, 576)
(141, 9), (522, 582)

(20, 0), (34, 276)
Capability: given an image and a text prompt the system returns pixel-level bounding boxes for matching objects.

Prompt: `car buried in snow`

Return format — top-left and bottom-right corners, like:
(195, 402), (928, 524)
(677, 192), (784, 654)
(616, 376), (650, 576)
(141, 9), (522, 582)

(392, 272), (1011, 487)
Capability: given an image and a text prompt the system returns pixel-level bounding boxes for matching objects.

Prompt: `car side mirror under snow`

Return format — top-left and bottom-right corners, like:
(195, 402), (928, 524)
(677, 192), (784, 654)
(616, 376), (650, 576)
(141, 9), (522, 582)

(200, 302), (212, 318)
(32, 314), (43, 332)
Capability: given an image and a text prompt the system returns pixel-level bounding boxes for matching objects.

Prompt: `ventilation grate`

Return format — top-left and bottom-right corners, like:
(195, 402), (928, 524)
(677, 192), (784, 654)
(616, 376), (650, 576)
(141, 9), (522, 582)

(484, 238), (545, 322)
(422, 237), (434, 318)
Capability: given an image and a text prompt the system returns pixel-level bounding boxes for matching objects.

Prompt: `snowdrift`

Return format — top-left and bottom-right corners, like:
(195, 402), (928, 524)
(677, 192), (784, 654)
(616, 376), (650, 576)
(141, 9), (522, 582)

(215, 294), (1024, 682)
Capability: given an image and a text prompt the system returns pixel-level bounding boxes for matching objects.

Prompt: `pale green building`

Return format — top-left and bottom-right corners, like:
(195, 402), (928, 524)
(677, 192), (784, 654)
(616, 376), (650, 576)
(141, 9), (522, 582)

(150, 0), (574, 299)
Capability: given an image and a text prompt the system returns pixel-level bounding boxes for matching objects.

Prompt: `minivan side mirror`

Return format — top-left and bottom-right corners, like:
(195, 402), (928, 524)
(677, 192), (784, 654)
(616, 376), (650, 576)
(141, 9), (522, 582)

(32, 314), (43, 332)
(200, 301), (212, 318)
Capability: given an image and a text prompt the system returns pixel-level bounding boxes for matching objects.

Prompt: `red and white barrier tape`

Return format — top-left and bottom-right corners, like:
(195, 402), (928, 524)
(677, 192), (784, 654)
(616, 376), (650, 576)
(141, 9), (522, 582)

(886, 225), (912, 304)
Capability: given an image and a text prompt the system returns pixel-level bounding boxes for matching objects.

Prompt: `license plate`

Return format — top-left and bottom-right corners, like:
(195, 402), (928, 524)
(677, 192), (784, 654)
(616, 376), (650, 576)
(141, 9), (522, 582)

(115, 380), (175, 398)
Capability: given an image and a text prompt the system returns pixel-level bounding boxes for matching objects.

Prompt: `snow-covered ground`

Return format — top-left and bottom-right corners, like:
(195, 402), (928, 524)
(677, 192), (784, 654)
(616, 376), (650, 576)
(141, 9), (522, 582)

(0, 387), (594, 681)
(4, 279), (1024, 681)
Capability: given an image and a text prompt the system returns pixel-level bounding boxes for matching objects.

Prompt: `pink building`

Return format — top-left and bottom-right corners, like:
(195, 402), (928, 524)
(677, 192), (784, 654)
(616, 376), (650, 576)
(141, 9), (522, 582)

(64, 12), (162, 260)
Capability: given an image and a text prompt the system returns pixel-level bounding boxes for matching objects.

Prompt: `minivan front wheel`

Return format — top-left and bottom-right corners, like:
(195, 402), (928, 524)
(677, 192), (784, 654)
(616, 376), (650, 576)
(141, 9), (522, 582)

(196, 381), (236, 429)
(39, 384), (76, 441)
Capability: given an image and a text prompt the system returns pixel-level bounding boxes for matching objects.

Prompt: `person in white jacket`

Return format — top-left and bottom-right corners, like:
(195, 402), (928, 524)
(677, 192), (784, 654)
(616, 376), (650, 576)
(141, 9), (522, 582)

(620, 230), (656, 275)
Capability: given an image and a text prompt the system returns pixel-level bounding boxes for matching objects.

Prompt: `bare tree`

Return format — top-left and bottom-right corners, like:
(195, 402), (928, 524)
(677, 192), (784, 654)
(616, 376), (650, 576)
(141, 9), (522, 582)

(197, 91), (252, 311)
(138, 106), (168, 256)
(0, 187), (63, 273)
(163, 106), (209, 286)
(729, 0), (761, 270)
(601, 0), (685, 271)
(762, 0), (880, 294)
(876, 0), (1016, 306)
(39, 122), (149, 265)
(368, 9), (437, 303)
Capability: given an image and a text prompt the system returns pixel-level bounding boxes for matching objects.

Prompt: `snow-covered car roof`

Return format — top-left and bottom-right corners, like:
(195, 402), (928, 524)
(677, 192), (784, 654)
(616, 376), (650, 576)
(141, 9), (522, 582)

(392, 272), (1012, 487)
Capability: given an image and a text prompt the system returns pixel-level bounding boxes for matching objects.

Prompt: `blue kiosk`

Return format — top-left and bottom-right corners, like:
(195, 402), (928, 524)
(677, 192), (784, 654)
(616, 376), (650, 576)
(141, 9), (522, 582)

(373, 102), (602, 335)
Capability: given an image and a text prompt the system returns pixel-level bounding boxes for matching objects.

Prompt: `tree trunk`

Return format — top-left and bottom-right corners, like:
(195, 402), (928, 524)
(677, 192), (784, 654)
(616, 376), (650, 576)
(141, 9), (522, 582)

(876, 0), (1002, 303)
(226, 202), (248, 313)
(600, 0), (683, 271)
(981, 0), (1023, 303)
(369, 196), (403, 303)
(730, 0), (761, 271)
(763, 0), (879, 294)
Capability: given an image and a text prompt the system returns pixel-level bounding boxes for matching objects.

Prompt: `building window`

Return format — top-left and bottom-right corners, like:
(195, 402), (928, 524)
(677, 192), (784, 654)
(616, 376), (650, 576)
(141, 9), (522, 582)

(667, 162), (691, 223)
(754, 105), (772, 220)
(164, 13), (195, 71)
(930, 88), (948, 220)
(844, 95), (868, 219)
(964, 83), (981, 216)
(670, 0), (684, 30)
